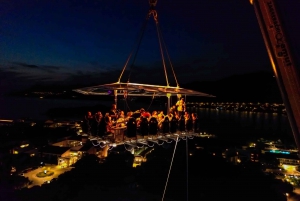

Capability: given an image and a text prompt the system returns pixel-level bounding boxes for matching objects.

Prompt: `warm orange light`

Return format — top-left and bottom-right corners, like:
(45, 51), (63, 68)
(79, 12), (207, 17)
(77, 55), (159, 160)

(20, 144), (29, 148)
(282, 165), (296, 172)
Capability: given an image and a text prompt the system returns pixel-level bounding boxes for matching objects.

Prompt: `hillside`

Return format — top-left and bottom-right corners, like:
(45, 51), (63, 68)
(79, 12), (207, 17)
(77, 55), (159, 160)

(182, 71), (282, 102)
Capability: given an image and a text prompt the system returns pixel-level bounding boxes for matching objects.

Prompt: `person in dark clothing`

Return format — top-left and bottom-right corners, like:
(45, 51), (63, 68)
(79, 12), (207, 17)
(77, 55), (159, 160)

(192, 113), (200, 133)
(109, 103), (118, 122)
(83, 111), (94, 134)
(94, 111), (102, 136)
(126, 117), (137, 140)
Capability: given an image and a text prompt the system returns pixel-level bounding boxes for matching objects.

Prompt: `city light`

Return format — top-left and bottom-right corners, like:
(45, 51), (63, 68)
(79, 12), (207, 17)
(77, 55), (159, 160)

(269, 150), (290, 154)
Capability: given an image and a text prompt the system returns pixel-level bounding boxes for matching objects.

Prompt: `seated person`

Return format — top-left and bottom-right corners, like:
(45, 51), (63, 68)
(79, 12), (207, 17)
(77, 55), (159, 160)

(139, 116), (149, 136)
(125, 111), (133, 122)
(109, 103), (118, 121)
(126, 117), (137, 139)
(148, 116), (158, 136)
(176, 97), (185, 116)
(104, 113), (112, 134)
(185, 113), (193, 132)
(170, 115), (178, 133)
(157, 111), (165, 129)
(116, 111), (126, 127)
(98, 113), (106, 137)
(157, 111), (164, 121)
(174, 111), (180, 120)
(94, 111), (102, 136)
(191, 113), (200, 132)
(161, 116), (170, 134)
(83, 111), (94, 134)
(151, 111), (158, 119)
(178, 115), (185, 132)
(169, 105), (177, 115)
(139, 108), (150, 119)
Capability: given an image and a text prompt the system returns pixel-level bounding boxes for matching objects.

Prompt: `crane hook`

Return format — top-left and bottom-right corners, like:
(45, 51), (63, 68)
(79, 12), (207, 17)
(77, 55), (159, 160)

(149, 0), (157, 8)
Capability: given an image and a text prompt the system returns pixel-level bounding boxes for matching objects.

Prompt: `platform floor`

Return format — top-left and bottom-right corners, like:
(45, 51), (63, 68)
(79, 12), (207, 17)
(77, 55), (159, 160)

(89, 131), (215, 148)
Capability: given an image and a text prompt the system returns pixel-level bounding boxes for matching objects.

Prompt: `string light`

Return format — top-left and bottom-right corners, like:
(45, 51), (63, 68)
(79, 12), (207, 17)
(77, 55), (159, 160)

(147, 143), (155, 147)
(99, 143), (107, 148)
(91, 140), (100, 146)
(124, 144), (134, 152)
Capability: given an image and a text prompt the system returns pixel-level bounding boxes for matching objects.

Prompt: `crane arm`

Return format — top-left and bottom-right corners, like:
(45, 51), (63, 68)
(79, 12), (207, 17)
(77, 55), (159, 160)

(250, 0), (300, 155)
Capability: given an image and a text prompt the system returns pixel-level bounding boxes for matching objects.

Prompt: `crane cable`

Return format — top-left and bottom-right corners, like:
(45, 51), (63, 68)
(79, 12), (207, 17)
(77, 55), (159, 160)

(120, 0), (177, 88)
(119, 0), (178, 89)
(153, 12), (169, 87)
(118, 12), (150, 83)
(157, 24), (180, 87)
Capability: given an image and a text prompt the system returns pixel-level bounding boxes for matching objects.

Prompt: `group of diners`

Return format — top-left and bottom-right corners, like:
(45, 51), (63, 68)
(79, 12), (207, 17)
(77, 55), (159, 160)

(82, 101), (200, 140)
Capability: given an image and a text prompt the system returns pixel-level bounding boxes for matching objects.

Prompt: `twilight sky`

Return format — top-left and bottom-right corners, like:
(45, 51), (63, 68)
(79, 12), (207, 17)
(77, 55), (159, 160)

(0, 0), (299, 92)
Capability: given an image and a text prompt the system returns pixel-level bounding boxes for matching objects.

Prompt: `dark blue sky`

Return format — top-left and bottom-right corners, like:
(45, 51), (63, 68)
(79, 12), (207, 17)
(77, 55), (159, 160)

(0, 0), (299, 92)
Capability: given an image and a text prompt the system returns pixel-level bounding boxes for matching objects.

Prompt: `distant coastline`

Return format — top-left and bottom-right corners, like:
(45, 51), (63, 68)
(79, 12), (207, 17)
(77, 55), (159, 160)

(6, 71), (282, 103)
(0, 96), (111, 121)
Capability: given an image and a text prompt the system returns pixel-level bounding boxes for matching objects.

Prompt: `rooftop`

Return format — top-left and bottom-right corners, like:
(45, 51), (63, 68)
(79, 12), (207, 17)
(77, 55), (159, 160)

(78, 142), (94, 152)
(40, 145), (70, 155)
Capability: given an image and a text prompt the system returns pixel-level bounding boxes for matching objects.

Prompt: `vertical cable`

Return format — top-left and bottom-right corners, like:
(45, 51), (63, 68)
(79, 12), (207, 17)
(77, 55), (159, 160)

(186, 137), (189, 201)
(162, 136), (179, 201)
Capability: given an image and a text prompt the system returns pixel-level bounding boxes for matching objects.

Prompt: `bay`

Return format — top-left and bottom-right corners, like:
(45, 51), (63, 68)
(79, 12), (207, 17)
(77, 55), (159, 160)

(0, 95), (293, 143)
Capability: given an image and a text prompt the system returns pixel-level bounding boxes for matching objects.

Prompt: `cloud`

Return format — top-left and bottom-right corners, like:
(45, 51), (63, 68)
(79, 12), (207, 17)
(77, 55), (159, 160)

(1, 61), (122, 90)
(0, 61), (69, 86)
(43, 65), (61, 70)
(13, 62), (39, 68)
(76, 70), (84, 75)
(9, 62), (63, 74)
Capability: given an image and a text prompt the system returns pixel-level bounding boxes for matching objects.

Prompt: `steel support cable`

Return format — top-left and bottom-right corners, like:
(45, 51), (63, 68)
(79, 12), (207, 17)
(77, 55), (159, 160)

(146, 92), (156, 111)
(127, 14), (150, 83)
(124, 97), (132, 112)
(155, 20), (169, 87)
(118, 12), (150, 82)
(162, 136), (179, 201)
(124, 90), (154, 112)
(119, 12), (150, 112)
(157, 24), (180, 87)
(118, 53), (133, 83)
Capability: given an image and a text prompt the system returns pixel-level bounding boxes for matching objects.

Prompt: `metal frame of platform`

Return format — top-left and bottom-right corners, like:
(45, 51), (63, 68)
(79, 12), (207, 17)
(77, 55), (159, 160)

(89, 131), (215, 149)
